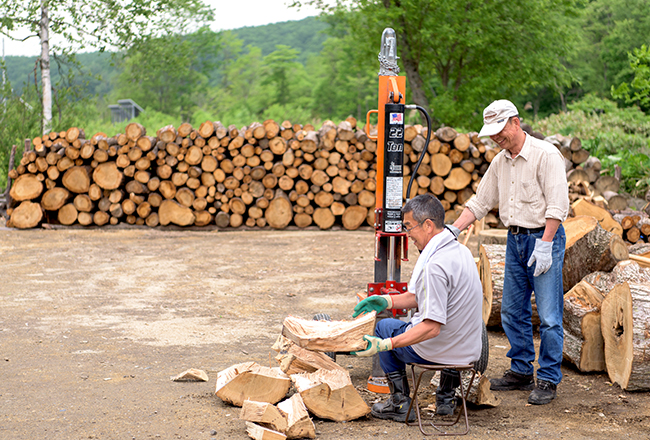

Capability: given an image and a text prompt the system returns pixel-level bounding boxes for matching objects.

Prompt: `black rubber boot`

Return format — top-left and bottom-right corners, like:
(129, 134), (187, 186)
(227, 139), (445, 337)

(436, 369), (460, 415)
(371, 370), (416, 422)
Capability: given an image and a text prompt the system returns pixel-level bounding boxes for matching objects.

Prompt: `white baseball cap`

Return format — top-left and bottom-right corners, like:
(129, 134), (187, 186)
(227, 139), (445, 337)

(478, 100), (519, 137)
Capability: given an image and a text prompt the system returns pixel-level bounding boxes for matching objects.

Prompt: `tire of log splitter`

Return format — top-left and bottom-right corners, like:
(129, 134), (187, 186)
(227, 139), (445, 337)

(474, 320), (489, 374)
(312, 313), (337, 361)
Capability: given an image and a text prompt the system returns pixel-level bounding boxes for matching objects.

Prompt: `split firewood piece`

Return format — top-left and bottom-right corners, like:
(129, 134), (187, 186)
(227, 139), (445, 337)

(240, 400), (287, 433)
(430, 371), (499, 407)
(216, 362), (291, 407)
(277, 394), (316, 439)
(170, 368), (209, 382)
(271, 335), (346, 374)
(571, 198), (623, 237)
(291, 369), (370, 422)
(563, 280), (606, 372)
(601, 282), (650, 391)
(562, 215), (629, 293)
(245, 422), (286, 440)
(281, 311), (376, 352)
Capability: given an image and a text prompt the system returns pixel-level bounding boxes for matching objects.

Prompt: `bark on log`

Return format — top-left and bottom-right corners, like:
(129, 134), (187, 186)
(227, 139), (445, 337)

(291, 369), (370, 422)
(215, 362), (291, 407)
(281, 311), (376, 352)
(478, 244), (505, 327)
(562, 280), (606, 372)
(562, 216), (629, 292)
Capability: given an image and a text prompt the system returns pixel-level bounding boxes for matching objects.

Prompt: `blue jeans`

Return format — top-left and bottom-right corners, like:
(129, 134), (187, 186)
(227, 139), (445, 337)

(502, 226), (566, 384)
(374, 318), (433, 373)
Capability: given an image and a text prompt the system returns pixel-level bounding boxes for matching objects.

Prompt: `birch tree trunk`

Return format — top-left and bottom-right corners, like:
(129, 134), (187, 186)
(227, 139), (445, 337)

(39, 0), (52, 134)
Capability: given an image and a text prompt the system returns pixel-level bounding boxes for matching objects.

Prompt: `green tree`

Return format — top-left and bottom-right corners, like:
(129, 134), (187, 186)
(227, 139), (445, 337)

(612, 45), (650, 112)
(0, 0), (212, 133)
(262, 45), (302, 107)
(573, 0), (650, 97)
(295, 0), (579, 128)
(115, 28), (218, 120)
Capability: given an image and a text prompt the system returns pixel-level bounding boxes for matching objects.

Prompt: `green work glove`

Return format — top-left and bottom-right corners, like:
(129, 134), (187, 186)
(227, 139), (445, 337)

(351, 335), (393, 357)
(352, 295), (394, 318)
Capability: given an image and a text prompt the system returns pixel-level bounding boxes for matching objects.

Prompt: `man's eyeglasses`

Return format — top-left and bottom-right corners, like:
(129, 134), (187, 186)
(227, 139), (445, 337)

(402, 219), (430, 233)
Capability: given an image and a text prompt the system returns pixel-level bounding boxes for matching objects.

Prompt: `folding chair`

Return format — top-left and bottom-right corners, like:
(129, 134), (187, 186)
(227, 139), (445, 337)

(405, 363), (476, 436)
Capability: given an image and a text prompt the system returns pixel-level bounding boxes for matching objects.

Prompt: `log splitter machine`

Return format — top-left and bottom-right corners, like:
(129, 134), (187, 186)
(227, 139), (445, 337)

(361, 28), (434, 393)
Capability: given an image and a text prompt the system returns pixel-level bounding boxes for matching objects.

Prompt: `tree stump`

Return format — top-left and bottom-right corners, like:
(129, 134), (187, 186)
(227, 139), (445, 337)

(563, 280), (606, 372)
(601, 282), (650, 391)
(291, 369), (370, 422)
(215, 362), (291, 407)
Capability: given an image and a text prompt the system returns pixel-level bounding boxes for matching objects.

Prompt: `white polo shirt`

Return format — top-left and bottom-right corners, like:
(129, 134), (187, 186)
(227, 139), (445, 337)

(407, 232), (483, 365)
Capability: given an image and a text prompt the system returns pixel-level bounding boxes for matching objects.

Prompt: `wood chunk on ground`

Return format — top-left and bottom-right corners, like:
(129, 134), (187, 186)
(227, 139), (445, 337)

(277, 394), (316, 439)
(245, 421), (287, 440)
(291, 369), (370, 422)
(170, 368), (209, 382)
(430, 371), (499, 407)
(216, 362), (291, 407)
(240, 400), (287, 433)
(281, 311), (376, 352)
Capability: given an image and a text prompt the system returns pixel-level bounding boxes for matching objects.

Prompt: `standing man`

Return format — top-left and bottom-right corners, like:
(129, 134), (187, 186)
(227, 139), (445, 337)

(451, 99), (569, 405)
(352, 194), (483, 422)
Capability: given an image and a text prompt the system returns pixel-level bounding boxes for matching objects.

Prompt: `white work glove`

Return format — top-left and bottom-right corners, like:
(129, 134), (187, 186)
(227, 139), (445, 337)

(446, 225), (460, 239)
(527, 239), (553, 277)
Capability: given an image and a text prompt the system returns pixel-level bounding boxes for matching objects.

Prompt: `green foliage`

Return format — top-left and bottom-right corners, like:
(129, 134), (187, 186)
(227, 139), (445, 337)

(114, 28), (217, 121)
(301, 0), (580, 129)
(231, 16), (329, 64)
(612, 45), (650, 112)
(535, 95), (650, 196)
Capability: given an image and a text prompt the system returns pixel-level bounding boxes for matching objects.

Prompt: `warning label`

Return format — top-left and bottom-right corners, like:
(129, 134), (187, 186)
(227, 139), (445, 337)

(385, 177), (403, 209)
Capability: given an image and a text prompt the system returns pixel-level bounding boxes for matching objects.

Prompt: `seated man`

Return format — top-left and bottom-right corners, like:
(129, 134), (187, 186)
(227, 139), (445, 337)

(352, 194), (483, 422)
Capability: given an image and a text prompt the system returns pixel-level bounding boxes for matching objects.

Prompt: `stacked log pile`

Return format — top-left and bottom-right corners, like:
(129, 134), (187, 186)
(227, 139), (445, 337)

(5, 119), (504, 230)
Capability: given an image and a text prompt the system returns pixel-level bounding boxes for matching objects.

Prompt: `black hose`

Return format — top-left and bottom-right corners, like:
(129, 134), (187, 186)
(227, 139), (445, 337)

(405, 105), (432, 201)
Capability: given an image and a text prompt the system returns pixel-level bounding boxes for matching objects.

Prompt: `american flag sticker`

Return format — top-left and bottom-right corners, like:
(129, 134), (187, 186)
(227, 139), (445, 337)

(389, 113), (403, 125)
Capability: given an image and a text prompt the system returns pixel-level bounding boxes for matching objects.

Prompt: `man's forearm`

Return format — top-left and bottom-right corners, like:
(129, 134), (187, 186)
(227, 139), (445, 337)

(391, 319), (440, 348)
(387, 292), (418, 310)
(542, 218), (561, 242)
(452, 207), (477, 233)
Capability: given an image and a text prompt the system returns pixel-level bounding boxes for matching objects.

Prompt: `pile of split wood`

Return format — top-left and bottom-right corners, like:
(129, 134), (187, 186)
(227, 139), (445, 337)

(3, 118), (619, 231)
(478, 207), (650, 391)
(214, 313), (375, 439)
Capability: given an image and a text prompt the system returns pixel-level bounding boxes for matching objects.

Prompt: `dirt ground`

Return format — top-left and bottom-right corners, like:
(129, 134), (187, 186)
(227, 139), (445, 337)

(1, 225), (649, 440)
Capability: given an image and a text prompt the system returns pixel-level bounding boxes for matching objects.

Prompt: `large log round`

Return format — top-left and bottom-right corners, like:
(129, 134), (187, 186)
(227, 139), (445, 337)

(9, 201), (43, 229)
(265, 197), (293, 229)
(93, 162), (123, 190)
(41, 187), (70, 211)
(9, 174), (43, 201)
(62, 166), (91, 194)
(158, 200), (195, 226)
(342, 206), (367, 230)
